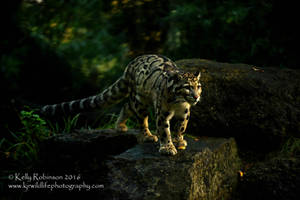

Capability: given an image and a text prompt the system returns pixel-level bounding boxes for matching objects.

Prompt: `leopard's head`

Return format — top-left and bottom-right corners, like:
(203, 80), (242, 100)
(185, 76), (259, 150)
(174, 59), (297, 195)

(167, 71), (202, 105)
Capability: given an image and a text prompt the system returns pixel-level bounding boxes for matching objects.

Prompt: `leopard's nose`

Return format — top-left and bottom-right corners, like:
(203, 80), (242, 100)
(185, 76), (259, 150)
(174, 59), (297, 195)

(193, 95), (199, 100)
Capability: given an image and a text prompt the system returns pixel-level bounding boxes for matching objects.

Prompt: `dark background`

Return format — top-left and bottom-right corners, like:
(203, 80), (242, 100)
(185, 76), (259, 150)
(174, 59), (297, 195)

(0, 0), (298, 136)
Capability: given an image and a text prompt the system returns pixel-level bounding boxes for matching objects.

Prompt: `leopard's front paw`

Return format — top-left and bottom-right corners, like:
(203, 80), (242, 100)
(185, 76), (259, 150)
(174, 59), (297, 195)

(173, 136), (187, 150)
(177, 139), (187, 150)
(159, 143), (177, 155)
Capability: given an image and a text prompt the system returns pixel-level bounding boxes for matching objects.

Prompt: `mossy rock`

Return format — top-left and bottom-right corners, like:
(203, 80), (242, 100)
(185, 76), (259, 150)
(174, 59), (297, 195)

(176, 59), (300, 152)
(236, 155), (300, 200)
(104, 136), (240, 200)
(36, 129), (240, 200)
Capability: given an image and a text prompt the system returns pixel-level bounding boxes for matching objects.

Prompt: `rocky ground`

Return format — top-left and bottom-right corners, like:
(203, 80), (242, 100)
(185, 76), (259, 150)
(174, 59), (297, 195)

(39, 129), (241, 200)
(236, 154), (300, 200)
(2, 128), (298, 200)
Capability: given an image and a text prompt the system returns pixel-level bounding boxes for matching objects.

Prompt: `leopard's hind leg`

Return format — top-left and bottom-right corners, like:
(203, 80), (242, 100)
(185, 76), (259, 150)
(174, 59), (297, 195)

(115, 103), (133, 132)
(132, 100), (158, 143)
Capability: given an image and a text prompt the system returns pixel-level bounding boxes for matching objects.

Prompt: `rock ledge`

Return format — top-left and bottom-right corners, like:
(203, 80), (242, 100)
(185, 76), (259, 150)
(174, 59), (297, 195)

(103, 133), (240, 200)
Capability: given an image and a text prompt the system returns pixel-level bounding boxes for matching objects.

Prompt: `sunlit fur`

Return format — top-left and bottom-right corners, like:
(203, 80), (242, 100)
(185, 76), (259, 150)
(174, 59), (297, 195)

(41, 55), (202, 155)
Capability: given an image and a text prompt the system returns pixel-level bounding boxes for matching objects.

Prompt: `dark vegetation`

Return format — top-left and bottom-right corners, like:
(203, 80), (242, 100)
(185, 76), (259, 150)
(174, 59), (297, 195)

(0, 0), (299, 199)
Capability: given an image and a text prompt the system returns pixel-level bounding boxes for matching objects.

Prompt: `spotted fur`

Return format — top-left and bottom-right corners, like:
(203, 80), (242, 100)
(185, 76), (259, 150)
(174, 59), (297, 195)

(41, 54), (202, 155)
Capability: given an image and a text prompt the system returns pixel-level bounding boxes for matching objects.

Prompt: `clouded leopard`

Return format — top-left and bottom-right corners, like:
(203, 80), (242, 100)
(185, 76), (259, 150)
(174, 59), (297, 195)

(41, 55), (202, 155)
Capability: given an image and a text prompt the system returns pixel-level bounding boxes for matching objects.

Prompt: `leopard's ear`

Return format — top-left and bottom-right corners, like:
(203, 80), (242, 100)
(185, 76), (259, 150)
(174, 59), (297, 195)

(194, 71), (201, 80)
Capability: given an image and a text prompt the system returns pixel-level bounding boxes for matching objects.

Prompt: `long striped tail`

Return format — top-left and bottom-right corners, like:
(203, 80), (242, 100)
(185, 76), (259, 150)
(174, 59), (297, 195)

(40, 77), (129, 116)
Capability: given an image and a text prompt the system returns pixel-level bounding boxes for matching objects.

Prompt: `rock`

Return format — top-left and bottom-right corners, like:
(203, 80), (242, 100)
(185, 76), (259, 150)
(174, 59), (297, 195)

(39, 129), (139, 169)
(37, 129), (240, 199)
(176, 59), (300, 152)
(103, 136), (240, 200)
(236, 155), (300, 200)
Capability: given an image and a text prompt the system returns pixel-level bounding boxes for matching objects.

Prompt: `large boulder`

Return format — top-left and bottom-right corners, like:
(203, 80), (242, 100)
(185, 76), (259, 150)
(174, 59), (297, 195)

(103, 135), (240, 200)
(176, 59), (300, 152)
(236, 155), (300, 200)
(38, 129), (240, 200)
